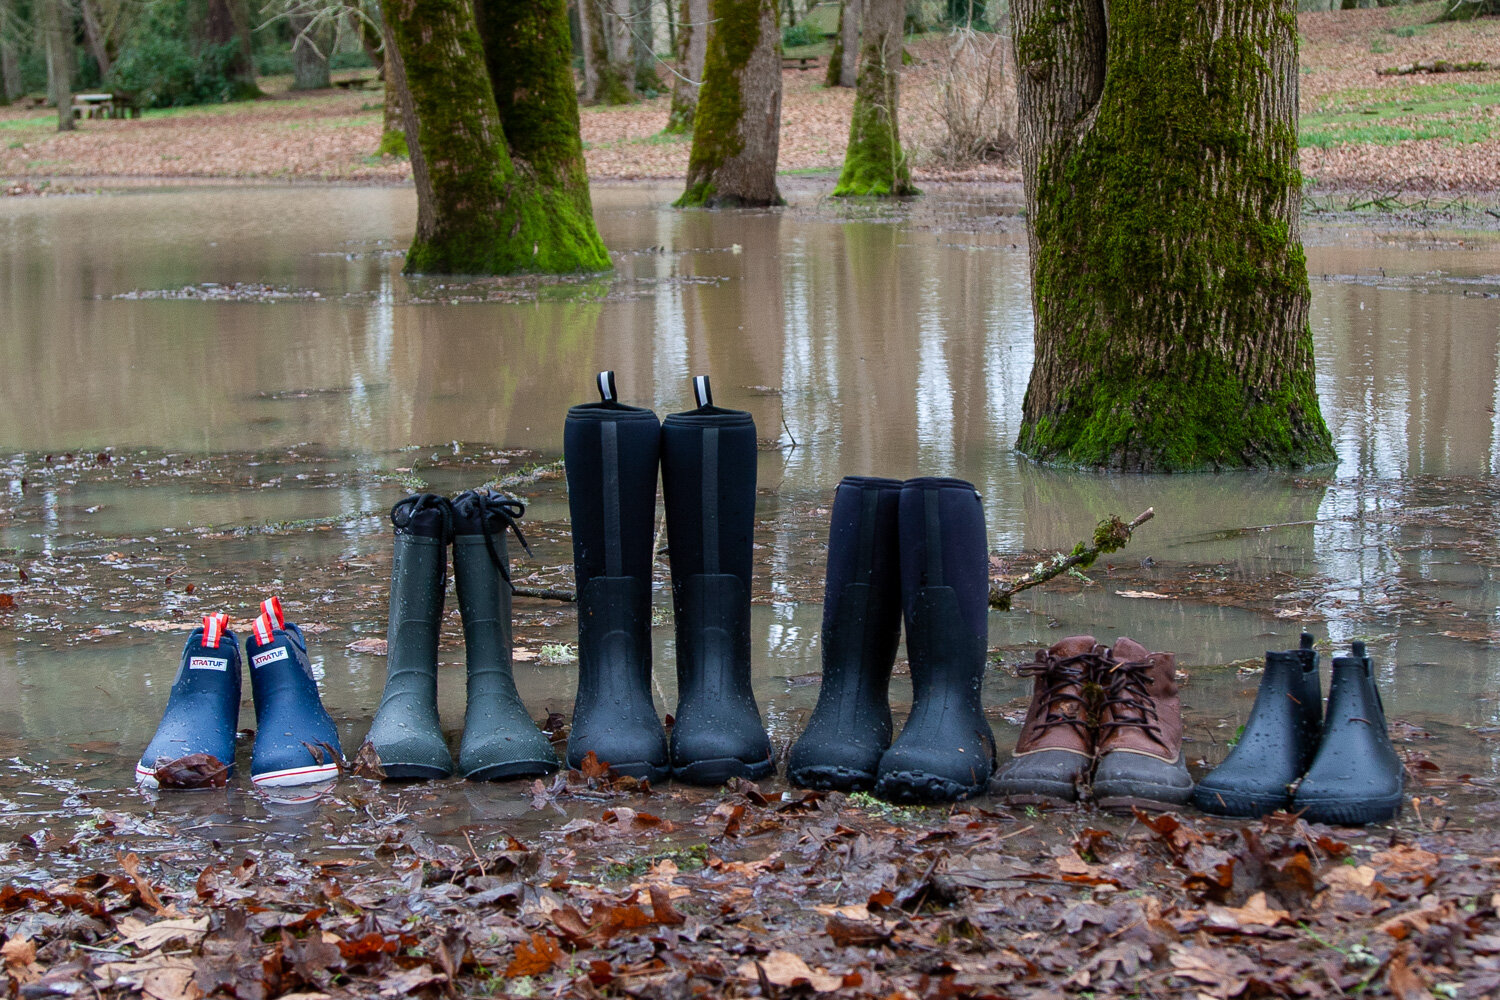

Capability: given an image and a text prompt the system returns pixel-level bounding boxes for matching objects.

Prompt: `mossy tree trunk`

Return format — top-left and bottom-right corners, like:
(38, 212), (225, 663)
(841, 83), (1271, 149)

(388, 0), (610, 274)
(579, 0), (634, 103)
(377, 11), (410, 156)
(290, 12), (333, 90)
(204, 0), (261, 99)
(826, 0), (860, 87)
(833, 0), (914, 196)
(629, 0), (657, 91)
(676, 0), (783, 207)
(665, 0), (709, 132)
(1011, 0), (1336, 471)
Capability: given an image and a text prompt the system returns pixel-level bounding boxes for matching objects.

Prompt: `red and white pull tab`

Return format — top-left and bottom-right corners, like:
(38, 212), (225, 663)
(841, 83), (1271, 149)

(261, 596), (285, 629)
(252, 611), (276, 647)
(202, 613), (228, 649)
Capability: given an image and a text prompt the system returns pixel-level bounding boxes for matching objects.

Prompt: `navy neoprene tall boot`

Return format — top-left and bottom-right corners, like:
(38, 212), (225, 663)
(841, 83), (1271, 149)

(1291, 641), (1404, 825)
(247, 597), (342, 787)
(873, 477), (996, 803)
(787, 476), (903, 791)
(564, 372), (670, 781)
(136, 613), (241, 787)
(661, 376), (773, 784)
(451, 490), (559, 781)
(1193, 632), (1323, 817)
(365, 493), (456, 779)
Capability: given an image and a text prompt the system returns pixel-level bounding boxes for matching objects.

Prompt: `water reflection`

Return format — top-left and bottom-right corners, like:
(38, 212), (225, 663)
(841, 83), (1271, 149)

(4, 184), (1500, 811)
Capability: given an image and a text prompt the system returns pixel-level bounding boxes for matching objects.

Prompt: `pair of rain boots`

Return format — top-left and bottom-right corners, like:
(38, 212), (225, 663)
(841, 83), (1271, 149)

(1193, 635), (1404, 825)
(364, 490), (559, 781)
(563, 372), (772, 785)
(991, 635), (1193, 810)
(787, 476), (997, 804)
(137, 598), (341, 789)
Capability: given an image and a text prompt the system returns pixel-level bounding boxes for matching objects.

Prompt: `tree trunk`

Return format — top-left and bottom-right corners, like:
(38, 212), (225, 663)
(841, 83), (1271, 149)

(0, 0), (17, 105)
(44, 0), (73, 131)
(629, 0), (657, 91)
(833, 0), (912, 195)
(837, 0), (861, 86)
(676, 0), (782, 207)
(579, 0), (632, 103)
(1011, 0), (1335, 471)
(665, 0), (708, 131)
(378, 16), (408, 156)
(389, 0), (609, 274)
(78, 0), (110, 77)
(204, 0), (260, 98)
(290, 12), (333, 90)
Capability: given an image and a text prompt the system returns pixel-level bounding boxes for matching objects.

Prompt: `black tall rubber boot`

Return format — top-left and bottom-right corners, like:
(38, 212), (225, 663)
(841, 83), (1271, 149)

(873, 477), (996, 803)
(787, 476), (903, 792)
(452, 490), (560, 781)
(1193, 632), (1323, 817)
(661, 376), (773, 784)
(1292, 641), (1405, 825)
(365, 493), (455, 779)
(564, 372), (670, 782)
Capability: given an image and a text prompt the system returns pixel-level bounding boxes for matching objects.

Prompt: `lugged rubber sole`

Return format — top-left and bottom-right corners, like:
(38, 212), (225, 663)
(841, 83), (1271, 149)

(1192, 785), (1290, 818)
(1293, 793), (1404, 826)
(464, 758), (562, 782)
(673, 755), (775, 786)
(788, 764), (878, 793)
(253, 762), (342, 787)
(873, 769), (986, 805)
(990, 776), (1080, 805)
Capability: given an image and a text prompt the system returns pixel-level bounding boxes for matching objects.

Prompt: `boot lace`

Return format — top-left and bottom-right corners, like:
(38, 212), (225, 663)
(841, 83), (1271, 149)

(1099, 656), (1168, 750)
(390, 492), (454, 540)
(452, 489), (532, 592)
(1018, 652), (1095, 740)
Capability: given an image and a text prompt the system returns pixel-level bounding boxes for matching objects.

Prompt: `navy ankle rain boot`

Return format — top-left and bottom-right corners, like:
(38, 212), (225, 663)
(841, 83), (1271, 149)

(136, 613), (241, 787)
(787, 476), (903, 792)
(451, 490), (559, 781)
(365, 493), (456, 779)
(1291, 641), (1405, 825)
(564, 372), (670, 781)
(1193, 632), (1323, 817)
(873, 477), (996, 803)
(247, 597), (342, 787)
(661, 376), (773, 784)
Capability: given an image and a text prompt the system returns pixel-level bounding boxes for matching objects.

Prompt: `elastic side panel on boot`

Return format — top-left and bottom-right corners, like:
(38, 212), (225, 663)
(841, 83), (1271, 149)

(452, 534), (558, 781)
(567, 575), (668, 781)
(670, 573), (772, 784)
(366, 530), (454, 779)
(137, 627), (242, 787)
(248, 617), (341, 788)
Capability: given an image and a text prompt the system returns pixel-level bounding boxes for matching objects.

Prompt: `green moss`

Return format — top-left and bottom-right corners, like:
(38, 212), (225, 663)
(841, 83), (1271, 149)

(376, 128), (409, 157)
(676, 0), (765, 206)
(832, 34), (916, 198)
(1015, 0), (1335, 471)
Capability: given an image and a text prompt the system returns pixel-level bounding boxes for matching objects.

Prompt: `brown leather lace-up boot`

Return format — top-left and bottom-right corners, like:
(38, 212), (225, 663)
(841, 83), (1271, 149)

(989, 635), (1104, 803)
(1092, 637), (1193, 810)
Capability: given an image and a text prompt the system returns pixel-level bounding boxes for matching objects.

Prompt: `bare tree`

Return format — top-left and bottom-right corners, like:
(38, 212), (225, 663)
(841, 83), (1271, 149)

(43, 0), (73, 130)
(664, 0), (707, 131)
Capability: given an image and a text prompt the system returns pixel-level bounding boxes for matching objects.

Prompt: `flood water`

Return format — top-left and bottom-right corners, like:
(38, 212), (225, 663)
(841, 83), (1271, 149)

(1, 182), (1499, 870)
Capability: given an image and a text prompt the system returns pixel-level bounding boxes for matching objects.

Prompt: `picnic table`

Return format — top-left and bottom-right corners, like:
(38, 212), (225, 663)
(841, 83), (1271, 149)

(70, 92), (141, 119)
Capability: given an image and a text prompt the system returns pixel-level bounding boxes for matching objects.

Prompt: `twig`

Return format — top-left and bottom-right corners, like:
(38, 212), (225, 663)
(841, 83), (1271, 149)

(988, 508), (1154, 611)
(462, 829), (486, 878)
(780, 408), (798, 449)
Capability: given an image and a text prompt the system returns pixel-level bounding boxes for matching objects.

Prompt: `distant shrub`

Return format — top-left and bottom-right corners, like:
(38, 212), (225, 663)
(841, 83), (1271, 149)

(782, 22), (819, 48)
(106, 0), (253, 108)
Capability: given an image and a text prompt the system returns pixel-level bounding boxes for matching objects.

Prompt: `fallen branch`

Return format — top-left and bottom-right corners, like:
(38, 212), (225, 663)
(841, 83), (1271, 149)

(513, 585), (576, 603)
(989, 508), (1154, 611)
(1378, 58), (1491, 76)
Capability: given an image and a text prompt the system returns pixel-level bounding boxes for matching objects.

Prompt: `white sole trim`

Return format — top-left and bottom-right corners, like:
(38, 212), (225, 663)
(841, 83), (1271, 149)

(252, 762), (341, 787)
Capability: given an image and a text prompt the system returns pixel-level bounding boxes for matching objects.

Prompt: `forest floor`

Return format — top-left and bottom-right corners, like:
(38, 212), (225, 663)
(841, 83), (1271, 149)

(0, 3), (1498, 198)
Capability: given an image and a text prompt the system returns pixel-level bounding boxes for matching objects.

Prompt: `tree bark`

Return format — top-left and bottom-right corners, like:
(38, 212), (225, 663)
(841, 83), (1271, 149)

(78, 0), (110, 77)
(204, 0), (260, 98)
(44, 0), (73, 131)
(1011, 0), (1335, 471)
(579, 0), (632, 103)
(836, 0), (861, 86)
(390, 0), (609, 274)
(289, 12), (333, 90)
(629, 0), (656, 92)
(665, 0), (708, 131)
(833, 0), (913, 195)
(676, 0), (782, 207)
(0, 0), (19, 104)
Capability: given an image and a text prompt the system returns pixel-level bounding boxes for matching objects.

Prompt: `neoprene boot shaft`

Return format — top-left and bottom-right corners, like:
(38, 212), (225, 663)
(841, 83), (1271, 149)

(661, 379), (773, 783)
(788, 476), (902, 791)
(565, 379), (670, 781)
(452, 490), (559, 781)
(1194, 632), (1322, 817)
(366, 494), (455, 779)
(874, 477), (995, 804)
(1292, 641), (1404, 825)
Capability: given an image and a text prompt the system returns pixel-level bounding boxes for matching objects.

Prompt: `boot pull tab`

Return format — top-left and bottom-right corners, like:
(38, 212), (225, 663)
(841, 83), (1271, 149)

(1299, 631), (1315, 651)
(202, 613), (228, 649)
(693, 374), (712, 408)
(1350, 640), (1366, 660)
(262, 596), (285, 629)
(596, 370), (618, 403)
(251, 611), (277, 647)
